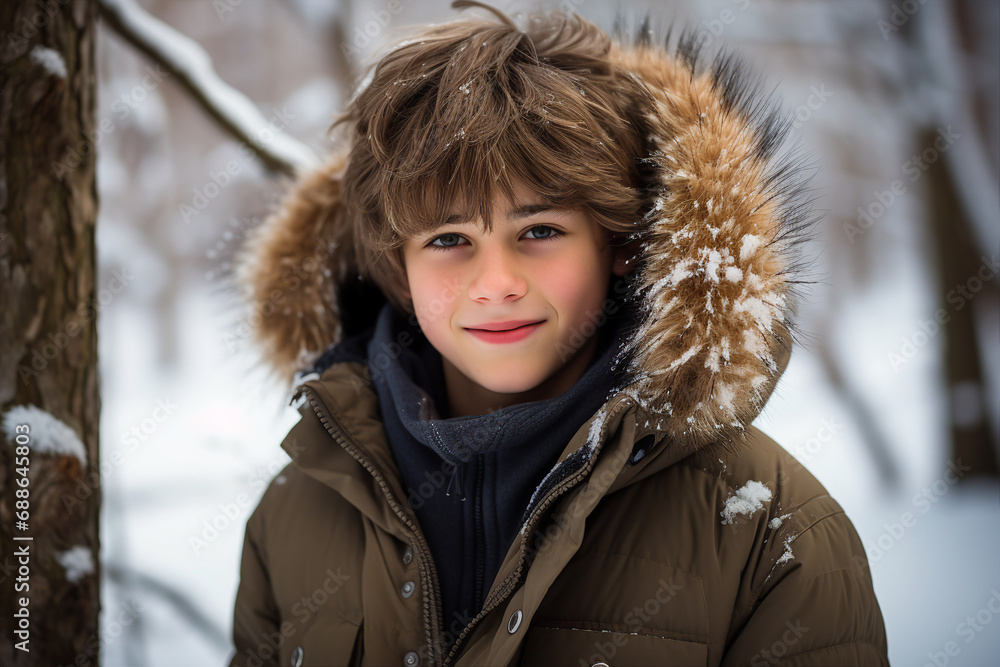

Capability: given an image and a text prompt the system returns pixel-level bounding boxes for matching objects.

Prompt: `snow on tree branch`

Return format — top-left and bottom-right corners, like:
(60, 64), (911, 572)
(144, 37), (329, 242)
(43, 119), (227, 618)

(98, 0), (320, 178)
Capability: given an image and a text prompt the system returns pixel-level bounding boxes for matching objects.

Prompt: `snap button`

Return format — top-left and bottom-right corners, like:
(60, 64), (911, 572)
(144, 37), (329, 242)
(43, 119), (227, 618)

(290, 645), (304, 667)
(403, 650), (420, 666)
(507, 609), (522, 633)
(401, 581), (415, 598)
(592, 663), (610, 667)
(403, 545), (413, 565)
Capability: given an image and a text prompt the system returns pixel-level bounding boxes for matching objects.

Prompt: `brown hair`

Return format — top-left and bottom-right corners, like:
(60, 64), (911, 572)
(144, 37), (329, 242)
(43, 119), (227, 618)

(336, 1), (653, 314)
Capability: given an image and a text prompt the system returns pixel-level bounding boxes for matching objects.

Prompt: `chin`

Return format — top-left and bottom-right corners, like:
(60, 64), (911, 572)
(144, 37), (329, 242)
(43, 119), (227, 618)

(473, 367), (545, 396)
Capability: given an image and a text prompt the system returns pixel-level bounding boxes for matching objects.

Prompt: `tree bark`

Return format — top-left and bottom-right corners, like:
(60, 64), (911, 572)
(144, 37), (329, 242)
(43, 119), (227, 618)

(0, 0), (101, 664)
(924, 126), (1000, 479)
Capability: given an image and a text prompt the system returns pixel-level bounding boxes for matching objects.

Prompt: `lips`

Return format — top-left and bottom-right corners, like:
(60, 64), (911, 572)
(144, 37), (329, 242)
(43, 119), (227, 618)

(464, 320), (545, 344)
(465, 320), (544, 332)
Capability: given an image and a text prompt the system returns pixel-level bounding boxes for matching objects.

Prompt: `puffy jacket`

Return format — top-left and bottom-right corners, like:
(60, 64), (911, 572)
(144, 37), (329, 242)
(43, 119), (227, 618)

(229, 15), (890, 667)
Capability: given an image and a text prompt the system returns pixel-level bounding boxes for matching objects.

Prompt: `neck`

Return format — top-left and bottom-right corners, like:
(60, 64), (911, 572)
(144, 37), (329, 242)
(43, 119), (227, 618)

(442, 333), (601, 418)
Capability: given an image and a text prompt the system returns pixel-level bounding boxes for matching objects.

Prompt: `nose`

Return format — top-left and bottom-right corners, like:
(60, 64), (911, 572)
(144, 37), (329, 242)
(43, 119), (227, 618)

(468, 243), (527, 303)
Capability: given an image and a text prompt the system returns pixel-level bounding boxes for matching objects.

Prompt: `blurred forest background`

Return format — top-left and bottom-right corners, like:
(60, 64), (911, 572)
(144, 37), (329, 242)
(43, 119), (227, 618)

(2, 0), (998, 665)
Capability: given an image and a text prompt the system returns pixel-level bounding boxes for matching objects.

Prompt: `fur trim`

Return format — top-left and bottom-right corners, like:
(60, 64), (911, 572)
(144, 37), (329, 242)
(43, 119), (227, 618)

(233, 152), (355, 383)
(234, 31), (814, 448)
(611, 34), (813, 449)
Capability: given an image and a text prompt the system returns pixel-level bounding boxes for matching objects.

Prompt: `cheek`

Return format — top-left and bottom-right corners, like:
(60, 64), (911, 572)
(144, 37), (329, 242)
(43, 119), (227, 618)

(406, 260), (458, 326)
(535, 245), (611, 316)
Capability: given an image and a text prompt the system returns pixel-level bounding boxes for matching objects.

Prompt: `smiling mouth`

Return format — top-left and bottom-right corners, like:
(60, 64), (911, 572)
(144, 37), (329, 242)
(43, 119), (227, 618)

(467, 322), (544, 332)
(464, 321), (545, 344)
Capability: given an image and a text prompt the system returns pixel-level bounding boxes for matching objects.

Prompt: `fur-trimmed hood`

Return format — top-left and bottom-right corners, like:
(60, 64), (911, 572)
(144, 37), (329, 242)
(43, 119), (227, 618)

(234, 29), (812, 450)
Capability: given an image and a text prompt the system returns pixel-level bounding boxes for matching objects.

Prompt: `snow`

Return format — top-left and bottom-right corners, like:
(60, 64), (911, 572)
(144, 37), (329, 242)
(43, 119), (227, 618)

(666, 259), (694, 286)
(98, 277), (299, 666)
(30, 45), (67, 79)
(704, 248), (724, 281)
(666, 343), (702, 372)
(2, 405), (88, 466)
(739, 234), (762, 261)
(714, 382), (736, 414)
(58, 546), (96, 583)
(733, 295), (774, 331)
(775, 534), (796, 565)
(586, 404), (609, 451)
(721, 480), (773, 524)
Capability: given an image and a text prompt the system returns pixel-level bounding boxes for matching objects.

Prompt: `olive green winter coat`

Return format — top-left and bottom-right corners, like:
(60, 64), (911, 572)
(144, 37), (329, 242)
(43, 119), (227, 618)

(229, 10), (889, 667)
(230, 362), (888, 666)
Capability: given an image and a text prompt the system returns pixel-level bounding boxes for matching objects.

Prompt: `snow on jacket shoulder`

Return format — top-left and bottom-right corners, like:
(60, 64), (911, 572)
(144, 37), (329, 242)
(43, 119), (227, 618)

(228, 13), (889, 667)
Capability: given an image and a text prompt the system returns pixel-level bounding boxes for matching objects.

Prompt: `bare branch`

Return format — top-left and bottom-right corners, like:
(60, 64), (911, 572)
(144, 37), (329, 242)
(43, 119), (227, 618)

(98, 0), (319, 178)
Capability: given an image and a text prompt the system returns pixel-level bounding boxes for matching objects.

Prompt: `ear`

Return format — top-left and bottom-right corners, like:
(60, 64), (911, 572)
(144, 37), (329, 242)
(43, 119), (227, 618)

(612, 238), (641, 276)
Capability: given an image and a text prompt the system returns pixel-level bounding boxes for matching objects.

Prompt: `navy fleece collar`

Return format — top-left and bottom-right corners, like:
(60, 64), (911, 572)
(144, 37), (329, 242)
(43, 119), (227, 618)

(366, 300), (632, 467)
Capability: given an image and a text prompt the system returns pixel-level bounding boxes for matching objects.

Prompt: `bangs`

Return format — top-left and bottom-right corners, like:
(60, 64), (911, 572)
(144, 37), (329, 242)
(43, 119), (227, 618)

(340, 7), (653, 311)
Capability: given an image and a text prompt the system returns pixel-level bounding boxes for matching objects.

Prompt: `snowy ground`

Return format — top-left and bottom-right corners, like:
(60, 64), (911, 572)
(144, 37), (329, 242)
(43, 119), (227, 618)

(95, 271), (1000, 666)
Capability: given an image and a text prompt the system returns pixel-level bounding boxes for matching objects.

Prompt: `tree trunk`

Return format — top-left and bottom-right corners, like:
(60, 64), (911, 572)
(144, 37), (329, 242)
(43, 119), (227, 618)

(924, 126), (1000, 480)
(0, 1), (101, 665)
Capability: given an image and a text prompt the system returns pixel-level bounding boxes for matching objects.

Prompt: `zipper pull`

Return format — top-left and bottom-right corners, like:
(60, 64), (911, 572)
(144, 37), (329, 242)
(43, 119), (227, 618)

(445, 462), (466, 501)
(289, 385), (307, 408)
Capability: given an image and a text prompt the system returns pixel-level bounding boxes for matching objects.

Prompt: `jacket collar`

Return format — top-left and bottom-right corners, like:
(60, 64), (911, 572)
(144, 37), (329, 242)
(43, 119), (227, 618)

(283, 347), (760, 537)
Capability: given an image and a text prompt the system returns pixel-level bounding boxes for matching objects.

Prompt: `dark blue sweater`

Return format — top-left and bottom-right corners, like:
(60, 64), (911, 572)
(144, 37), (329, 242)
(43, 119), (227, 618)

(366, 294), (636, 647)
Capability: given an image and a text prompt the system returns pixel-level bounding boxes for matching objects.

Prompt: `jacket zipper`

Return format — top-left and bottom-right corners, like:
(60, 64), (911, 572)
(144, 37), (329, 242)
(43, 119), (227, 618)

(294, 383), (449, 665)
(440, 398), (633, 666)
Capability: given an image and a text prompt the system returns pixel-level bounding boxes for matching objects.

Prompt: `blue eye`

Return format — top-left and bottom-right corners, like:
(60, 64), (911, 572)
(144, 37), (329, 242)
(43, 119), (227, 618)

(428, 233), (467, 249)
(425, 225), (562, 251)
(524, 225), (561, 240)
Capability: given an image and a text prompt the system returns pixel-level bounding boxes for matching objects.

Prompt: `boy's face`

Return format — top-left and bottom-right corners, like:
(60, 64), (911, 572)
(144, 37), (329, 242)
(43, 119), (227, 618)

(401, 181), (632, 415)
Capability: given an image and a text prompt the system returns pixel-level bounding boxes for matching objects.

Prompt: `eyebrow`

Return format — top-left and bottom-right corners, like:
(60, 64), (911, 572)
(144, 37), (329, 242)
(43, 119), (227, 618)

(441, 203), (563, 226)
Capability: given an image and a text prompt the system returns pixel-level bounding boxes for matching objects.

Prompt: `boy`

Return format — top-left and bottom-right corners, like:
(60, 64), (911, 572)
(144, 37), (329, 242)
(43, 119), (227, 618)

(231, 2), (889, 665)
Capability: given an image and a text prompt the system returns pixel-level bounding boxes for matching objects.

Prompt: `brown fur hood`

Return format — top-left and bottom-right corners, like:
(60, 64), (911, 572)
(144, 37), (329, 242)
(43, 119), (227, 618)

(234, 29), (813, 451)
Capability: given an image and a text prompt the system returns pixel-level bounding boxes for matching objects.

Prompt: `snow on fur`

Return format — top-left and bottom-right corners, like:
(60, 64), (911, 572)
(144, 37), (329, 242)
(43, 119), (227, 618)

(2, 405), (88, 467)
(611, 38), (809, 451)
(721, 480), (772, 524)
